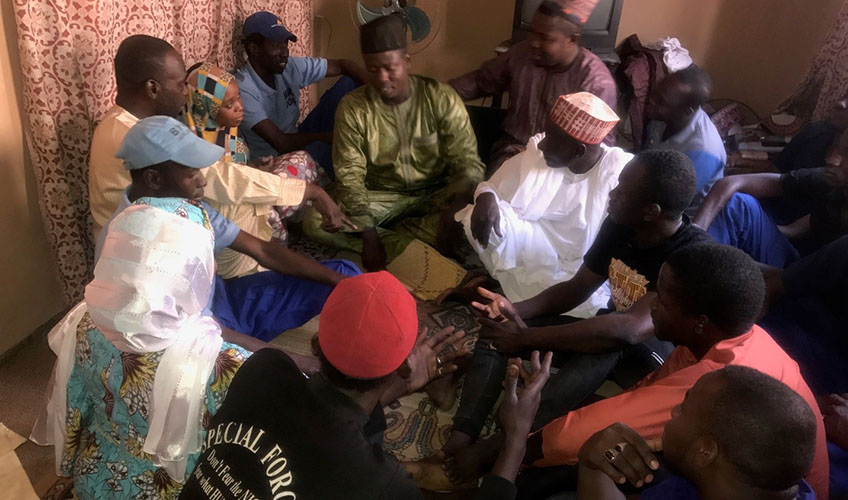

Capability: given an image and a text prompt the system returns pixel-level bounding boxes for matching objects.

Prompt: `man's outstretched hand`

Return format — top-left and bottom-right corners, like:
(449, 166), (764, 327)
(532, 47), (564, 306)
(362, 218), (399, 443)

(499, 351), (553, 438)
(400, 326), (470, 394)
(471, 287), (519, 322)
(489, 351), (553, 485)
(305, 184), (357, 233)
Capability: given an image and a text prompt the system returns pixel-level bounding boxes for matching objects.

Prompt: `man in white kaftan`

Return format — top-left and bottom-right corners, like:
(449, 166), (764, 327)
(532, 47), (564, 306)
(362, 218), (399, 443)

(456, 92), (631, 317)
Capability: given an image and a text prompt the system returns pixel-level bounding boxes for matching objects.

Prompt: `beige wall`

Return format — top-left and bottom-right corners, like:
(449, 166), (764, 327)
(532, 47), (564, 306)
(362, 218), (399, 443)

(314, 0), (514, 90)
(618, 0), (842, 116)
(0, 0), (65, 355)
(316, 0), (840, 117)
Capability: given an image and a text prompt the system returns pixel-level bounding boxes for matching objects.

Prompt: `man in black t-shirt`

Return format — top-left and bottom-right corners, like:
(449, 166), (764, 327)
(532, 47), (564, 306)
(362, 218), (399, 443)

(178, 272), (473, 500)
(695, 127), (848, 265)
(438, 150), (712, 483)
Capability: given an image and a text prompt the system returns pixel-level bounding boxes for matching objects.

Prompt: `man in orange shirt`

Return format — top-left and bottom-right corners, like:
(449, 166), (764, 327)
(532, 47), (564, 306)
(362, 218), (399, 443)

(515, 243), (828, 499)
(577, 366), (818, 499)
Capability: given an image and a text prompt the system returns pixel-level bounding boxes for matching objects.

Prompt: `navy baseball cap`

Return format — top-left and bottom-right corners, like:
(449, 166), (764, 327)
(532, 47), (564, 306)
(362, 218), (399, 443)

(243, 11), (298, 42)
(116, 116), (224, 170)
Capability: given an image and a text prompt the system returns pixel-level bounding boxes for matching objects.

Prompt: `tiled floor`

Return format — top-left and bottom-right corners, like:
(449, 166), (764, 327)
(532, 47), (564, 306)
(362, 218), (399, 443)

(0, 333), (62, 497)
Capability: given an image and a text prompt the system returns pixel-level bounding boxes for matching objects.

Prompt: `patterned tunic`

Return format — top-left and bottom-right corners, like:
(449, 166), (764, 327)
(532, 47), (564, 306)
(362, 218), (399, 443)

(60, 313), (249, 499)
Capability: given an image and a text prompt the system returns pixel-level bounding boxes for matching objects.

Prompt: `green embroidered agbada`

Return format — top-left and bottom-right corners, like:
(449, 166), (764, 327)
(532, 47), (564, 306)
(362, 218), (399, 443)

(304, 75), (484, 258)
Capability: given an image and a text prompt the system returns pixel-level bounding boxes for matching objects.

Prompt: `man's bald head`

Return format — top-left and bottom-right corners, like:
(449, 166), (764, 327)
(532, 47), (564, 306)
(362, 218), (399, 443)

(113, 35), (187, 118)
(115, 35), (177, 91)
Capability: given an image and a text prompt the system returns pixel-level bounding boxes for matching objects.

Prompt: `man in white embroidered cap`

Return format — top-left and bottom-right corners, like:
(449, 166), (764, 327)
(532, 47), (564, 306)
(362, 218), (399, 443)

(451, 92), (631, 317)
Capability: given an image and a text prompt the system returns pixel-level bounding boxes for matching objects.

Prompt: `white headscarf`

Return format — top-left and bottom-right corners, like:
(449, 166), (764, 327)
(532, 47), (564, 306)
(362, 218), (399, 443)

(32, 202), (223, 482)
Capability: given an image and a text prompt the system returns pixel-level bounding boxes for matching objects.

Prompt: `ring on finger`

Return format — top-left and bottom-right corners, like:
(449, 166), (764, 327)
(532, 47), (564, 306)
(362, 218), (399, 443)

(604, 448), (620, 463)
(436, 366), (444, 377)
(614, 442), (628, 453)
(436, 354), (444, 368)
(446, 343), (457, 353)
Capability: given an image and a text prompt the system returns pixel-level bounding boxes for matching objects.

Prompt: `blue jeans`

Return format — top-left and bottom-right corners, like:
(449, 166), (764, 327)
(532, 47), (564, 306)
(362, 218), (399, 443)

(708, 193), (799, 267)
(298, 76), (359, 178)
(212, 260), (361, 342)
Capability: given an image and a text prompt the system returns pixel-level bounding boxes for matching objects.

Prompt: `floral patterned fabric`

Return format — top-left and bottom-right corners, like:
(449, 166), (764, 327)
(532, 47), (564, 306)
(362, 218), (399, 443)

(266, 150), (324, 243)
(13, 0), (314, 305)
(184, 63), (251, 165)
(61, 312), (249, 499)
(776, 0), (848, 121)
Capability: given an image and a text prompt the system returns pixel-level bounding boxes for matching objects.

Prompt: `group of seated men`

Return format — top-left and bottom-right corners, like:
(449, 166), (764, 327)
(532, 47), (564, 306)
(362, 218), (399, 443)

(54, 0), (848, 498)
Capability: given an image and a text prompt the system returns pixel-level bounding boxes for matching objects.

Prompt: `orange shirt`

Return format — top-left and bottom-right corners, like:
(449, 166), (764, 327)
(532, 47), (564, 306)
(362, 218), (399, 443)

(533, 325), (829, 499)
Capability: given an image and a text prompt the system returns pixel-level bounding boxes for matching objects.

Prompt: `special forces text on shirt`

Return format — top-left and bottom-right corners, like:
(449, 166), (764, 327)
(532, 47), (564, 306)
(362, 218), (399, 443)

(192, 422), (295, 500)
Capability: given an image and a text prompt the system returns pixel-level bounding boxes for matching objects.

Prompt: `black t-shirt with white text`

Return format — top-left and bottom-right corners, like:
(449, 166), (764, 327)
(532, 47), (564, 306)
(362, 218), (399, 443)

(583, 216), (712, 311)
(178, 349), (423, 500)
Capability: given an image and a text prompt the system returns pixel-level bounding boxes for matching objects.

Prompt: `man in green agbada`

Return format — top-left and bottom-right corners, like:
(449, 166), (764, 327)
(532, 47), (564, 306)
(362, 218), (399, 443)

(303, 14), (484, 270)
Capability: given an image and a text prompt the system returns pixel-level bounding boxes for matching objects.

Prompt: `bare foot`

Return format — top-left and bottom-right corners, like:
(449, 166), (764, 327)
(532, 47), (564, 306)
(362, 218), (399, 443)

(425, 375), (459, 411)
(404, 454), (476, 492)
(445, 434), (503, 484)
(442, 430), (473, 457)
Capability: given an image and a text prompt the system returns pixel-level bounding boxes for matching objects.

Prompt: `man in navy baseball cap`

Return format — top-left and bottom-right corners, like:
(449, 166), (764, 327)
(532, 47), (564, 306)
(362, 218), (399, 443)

(235, 11), (368, 178)
(243, 11), (298, 43)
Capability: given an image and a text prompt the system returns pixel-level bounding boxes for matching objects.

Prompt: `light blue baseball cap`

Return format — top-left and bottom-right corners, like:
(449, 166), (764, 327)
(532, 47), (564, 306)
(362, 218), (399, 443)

(116, 115), (225, 170)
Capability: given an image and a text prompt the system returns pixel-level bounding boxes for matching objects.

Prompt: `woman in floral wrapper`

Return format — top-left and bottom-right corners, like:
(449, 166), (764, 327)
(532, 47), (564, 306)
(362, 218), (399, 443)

(32, 198), (250, 499)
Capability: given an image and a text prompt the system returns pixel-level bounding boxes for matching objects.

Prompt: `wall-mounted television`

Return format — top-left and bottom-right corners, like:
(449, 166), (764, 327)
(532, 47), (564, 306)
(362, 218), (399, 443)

(511, 0), (624, 57)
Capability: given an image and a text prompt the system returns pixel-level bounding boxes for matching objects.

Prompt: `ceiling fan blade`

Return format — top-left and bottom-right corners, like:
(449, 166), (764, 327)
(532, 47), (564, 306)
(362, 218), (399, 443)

(356, 1), (389, 24)
(403, 6), (431, 42)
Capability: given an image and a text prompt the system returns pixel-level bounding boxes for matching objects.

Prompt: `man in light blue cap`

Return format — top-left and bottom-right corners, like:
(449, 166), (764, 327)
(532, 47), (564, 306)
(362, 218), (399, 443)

(235, 10), (368, 177)
(98, 115), (361, 344)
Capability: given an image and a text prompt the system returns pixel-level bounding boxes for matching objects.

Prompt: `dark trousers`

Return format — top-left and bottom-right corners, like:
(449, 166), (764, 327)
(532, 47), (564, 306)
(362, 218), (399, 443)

(298, 76), (358, 179)
(452, 316), (675, 440)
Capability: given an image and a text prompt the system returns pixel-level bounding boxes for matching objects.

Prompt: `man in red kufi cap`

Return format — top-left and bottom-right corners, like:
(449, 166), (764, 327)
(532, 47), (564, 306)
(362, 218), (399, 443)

(178, 272), (466, 498)
(179, 272), (559, 500)
(451, 0), (618, 176)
